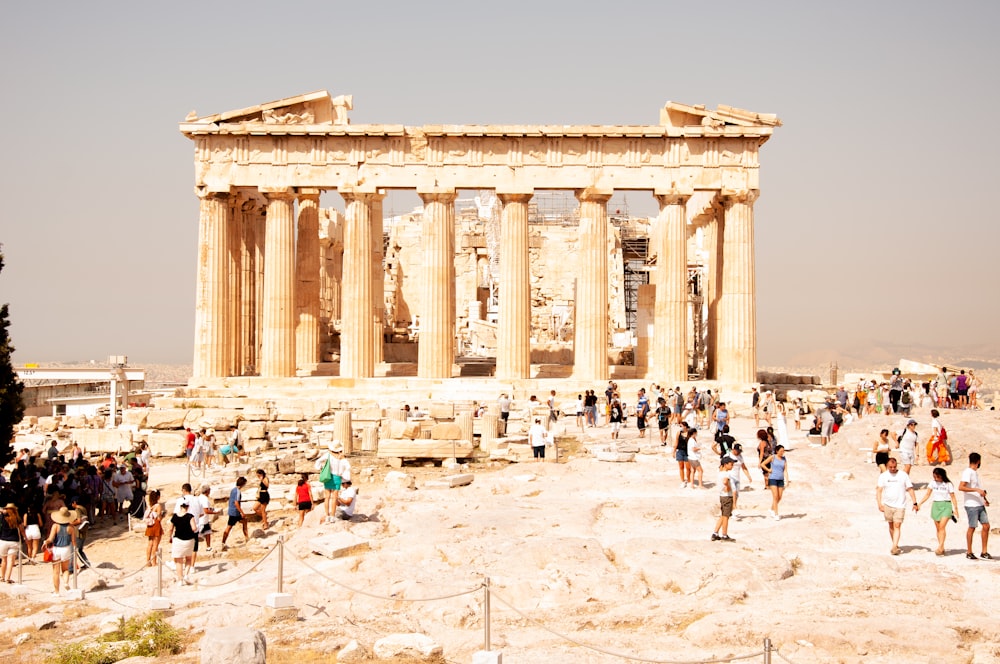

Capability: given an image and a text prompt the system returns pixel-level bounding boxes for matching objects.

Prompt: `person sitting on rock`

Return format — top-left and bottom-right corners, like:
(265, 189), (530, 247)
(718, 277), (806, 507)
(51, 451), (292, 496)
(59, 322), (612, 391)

(336, 480), (358, 521)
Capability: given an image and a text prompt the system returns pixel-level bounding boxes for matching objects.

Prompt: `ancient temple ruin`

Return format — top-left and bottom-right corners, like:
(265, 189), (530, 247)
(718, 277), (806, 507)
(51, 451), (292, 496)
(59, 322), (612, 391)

(180, 91), (780, 385)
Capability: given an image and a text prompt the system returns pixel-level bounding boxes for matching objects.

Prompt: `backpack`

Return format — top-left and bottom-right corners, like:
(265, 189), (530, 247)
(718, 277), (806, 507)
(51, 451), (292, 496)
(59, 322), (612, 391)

(901, 391), (911, 405)
(144, 508), (158, 527)
(938, 426), (948, 442)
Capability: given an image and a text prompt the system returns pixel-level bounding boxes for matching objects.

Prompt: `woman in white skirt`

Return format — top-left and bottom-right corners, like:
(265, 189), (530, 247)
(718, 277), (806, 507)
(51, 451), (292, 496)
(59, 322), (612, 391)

(167, 499), (197, 586)
(23, 503), (43, 562)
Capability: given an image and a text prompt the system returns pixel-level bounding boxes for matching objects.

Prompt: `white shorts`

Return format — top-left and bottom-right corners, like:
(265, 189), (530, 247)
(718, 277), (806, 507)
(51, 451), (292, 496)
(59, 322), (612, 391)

(25, 524), (41, 540)
(0, 540), (19, 558)
(171, 537), (195, 559)
(51, 545), (73, 563)
(899, 450), (915, 465)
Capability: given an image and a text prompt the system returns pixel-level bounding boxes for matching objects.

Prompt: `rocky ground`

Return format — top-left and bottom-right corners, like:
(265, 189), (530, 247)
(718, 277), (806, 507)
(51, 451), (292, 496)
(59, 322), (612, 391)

(3, 404), (1000, 663)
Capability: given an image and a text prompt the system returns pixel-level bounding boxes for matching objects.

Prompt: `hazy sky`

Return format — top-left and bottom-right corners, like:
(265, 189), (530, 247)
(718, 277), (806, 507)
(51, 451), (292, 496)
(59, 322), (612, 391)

(2, 1), (997, 367)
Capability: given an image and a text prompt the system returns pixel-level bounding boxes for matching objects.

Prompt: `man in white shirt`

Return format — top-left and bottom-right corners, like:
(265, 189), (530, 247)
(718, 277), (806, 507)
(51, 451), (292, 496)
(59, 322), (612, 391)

(876, 458), (918, 555)
(111, 465), (134, 518)
(336, 480), (358, 520)
(959, 452), (991, 560)
(528, 418), (547, 461)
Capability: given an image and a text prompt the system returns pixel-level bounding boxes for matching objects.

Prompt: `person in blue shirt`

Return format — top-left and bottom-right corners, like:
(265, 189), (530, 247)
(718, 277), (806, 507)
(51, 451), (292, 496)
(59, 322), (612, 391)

(221, 477), (248, 547)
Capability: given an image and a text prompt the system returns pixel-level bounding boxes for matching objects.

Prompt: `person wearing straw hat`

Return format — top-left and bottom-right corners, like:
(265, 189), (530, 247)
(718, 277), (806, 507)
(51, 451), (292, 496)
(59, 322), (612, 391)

(1, 503), (26, 583)
(316, 441), (351, 524)
(43, 506), (78, 596)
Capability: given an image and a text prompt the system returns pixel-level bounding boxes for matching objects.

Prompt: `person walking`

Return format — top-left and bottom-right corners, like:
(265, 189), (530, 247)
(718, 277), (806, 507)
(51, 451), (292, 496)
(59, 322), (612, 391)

(894, 419), (919, 475)
(1, 504), (25, 583)
(711, 457), (736, 542)
(686, 428), (704, 489)
(872, 429), (892, 473)
(143, 490), (164, 567)
(959, 452), (991, 560)
(760, 445), (790, 520)
(528, 418), (547, 461)
(876, 458), (918, 555)
(252, 469), (270, 530)
(167, 498), (197, 585)
(43, 506), (78, 596)
(673, 423), (691, 488)
(316, 441), (350, 524)
(220, 477), (248, 547)
(917, 468), (958, 556)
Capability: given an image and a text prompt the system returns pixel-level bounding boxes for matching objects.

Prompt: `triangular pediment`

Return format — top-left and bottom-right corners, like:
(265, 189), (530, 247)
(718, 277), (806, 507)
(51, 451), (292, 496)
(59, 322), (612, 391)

(185, 90), (351, 125)
(661, 101), (781, 129)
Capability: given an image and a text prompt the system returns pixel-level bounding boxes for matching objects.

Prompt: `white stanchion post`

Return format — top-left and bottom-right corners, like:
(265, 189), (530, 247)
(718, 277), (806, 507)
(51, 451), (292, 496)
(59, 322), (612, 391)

(150, 548), (171, 610)
(266, 536), (296, 619)
(472, 576), (502, 664)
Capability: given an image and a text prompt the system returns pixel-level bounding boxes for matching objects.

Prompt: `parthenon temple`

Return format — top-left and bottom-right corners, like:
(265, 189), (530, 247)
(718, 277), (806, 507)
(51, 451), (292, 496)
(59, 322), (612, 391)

(180, 91), (781, 387)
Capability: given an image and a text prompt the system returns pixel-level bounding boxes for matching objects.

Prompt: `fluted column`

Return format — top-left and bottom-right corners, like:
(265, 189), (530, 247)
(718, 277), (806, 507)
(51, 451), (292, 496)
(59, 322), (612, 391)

(497, 192), (532, 379)
(238, 196), (260, 375)
(717, 190), (759, 383)
(341, 190), (383, 378)
(295, 190), (321, 371)
(417, 190), (457, 378)
(653, 192), (690, 382)
(371, 193), (386, 365)
(192, 189), (232, 379)
(260, 189), (296, 378)
(704, 213), (721, 380)
(226, 196), (242, 377)
(574, 188), (612, 381)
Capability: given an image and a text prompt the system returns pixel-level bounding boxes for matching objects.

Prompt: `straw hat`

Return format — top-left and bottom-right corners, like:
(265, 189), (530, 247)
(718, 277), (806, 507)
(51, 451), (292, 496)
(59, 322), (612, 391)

(3, 503), (16, 511)
(328, 440), (344, 453)
(51, 506), (74, 524)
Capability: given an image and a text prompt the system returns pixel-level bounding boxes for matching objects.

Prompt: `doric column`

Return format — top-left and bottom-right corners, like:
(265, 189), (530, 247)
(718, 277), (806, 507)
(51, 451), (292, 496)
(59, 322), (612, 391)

(717, 190), (759, 383)
(295, 190), (321, 371)
(417, 190), (457, 378)
(238, 195), (264, 375)
(371, 192), (386, 366)
(260, 189), (296, 378)
(192, 189), (232, 379)
(340, 189), (384, 378)
(703, 213), (721, 380)
(652, 192), (690, 383)
(496, 192), (532, 379)
(226, 196), (242, 377)
(574, 188), (612, 381)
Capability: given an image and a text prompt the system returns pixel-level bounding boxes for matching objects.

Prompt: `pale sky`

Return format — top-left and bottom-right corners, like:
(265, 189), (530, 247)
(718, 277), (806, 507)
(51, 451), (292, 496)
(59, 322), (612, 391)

(2, 1), (997, 368)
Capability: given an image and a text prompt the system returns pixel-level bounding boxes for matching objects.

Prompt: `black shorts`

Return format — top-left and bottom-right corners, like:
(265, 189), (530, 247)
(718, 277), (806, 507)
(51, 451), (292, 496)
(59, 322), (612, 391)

(298, 501), (312, 511)
(227, 514), (243, 527)
(875, 451), (890, 466)
(532, 445), (545, 459)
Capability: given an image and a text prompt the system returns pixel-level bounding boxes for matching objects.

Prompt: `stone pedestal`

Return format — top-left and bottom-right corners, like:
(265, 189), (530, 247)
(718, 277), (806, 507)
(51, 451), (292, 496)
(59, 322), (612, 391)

(497, 193), (532, 379)
(417, 190), (457, 378)
(456, 411), (474, 443)
(574, 189), (612, 381)
(193, 190), (232, 378)
(295, 191), (321, 370)
(361, 424), (378, 452)
(389, 409), (407, 424)
(334, 411), (353, 454)
(718, 191), (758, 383)
(480, 413), (500, 451)
(260, 190), (296, 378)
(199, 626), (266, 664)
(653, 192), (690, 383)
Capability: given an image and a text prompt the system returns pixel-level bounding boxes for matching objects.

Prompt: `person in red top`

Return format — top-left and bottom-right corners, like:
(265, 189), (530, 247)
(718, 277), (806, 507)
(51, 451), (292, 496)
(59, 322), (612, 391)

(295, 474), (313, 528)
(184, 428), (196, 459)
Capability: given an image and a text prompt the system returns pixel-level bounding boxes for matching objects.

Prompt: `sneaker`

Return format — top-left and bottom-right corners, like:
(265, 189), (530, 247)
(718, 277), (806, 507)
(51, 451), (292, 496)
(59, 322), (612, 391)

(966, 552), (977, 560)
(205, 547), (213, 553)
(981, 553), (993, 560)
(711, 533), (720, 541)
(719, 535), (735, 542)
(768, 509), (775, 518)
(680, 482), (687, 489)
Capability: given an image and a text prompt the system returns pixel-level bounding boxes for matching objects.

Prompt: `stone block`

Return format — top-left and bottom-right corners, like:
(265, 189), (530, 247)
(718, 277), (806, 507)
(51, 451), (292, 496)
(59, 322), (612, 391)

(147, 432), (186, 458)
(473, 651), (503, 664)
(595, 451), (636, 462)
(199, 626), (266, 664)
(389, 419), (421, 439)
(265, 592), (293, 608)
(264, 606), (299, 622)
(64, 415), (88, 429)
(378, 438), (474, 459)
(429, 402), (454, 419)
(430, 422), (462, 440)
(308, 532), (370, 559)
(274, 408), (305, 422)
(146, 409), (189, 430)
(121, 408), (150, 427)
(355, 406), (384, 421)
(276, 456), (297, 474)
(188, 409), (242, 431)
(337, 640), (366, 663)
(63, 588), (85, 601)
(373, 633), (442, 660)
(241, 421), (266, 439)
(424, 474), (474, 488)
(72, 429), (132, 454)
(149, 596), (171, 610)
(37, 417), (60, 432)
(241, 406), (270, 421)
(384, 471), (415, 489)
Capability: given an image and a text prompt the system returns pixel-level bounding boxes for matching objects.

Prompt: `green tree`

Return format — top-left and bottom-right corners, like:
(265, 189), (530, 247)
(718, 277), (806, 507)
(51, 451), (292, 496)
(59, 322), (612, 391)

(0, 249), (25, 466)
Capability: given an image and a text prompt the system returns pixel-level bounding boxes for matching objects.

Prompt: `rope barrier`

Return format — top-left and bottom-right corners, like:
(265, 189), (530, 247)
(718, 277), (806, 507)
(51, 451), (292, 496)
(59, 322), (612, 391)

(193, 543), (277, 588)
(487, 588), (761, 664)
(284, 547), (482, 602)
(773, 647), (798, 664)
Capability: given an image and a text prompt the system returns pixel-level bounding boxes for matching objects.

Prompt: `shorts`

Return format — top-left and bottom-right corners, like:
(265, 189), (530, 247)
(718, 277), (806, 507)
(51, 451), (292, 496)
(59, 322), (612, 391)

(658, 420), (669, 430)
(875, 452), (890, 466)
(675, 449), (688, 462)
(298, 501), (313, 512)
(636, 418), (646, 430)
(227, 514), (244, 527)
(965, 505), (989, 526)
(323, 476), (343, 492)
(719, 496), (733, 517)
(171, 537), (195, 559)
(883, 506), (905, 523)
(52, 545), (73, 563)
(688, 459), (702, 469)
(532, 445), (545, 459)
(25, 524), (41, 540)
(611, 422), (620, 433)
(0, 540), (19, 558)
(200, 523), (212, 535)
(767, 479), (785, 488)
(899, 450), (915, 466)
(821, 420), (833, 437)
(931, 501), (954, 522)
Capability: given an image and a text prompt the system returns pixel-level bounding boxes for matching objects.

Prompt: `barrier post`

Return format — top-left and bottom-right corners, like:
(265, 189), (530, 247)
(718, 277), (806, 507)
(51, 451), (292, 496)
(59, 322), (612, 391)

(150, 548), (171, 610)
(266, 536), (296, 620)
(277, 535), (284, 594)
(484, 576), (491, 651)
(763, 637), (772, 664)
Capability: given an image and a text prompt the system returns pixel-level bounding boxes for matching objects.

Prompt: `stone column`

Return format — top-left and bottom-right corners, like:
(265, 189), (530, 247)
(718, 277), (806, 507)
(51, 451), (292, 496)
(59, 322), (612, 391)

(341, 190), (384, 378)
(251, 204), (266, 374)
(456, 411), (474, 444)
(227, 196), (242, 377)
(334, 410), (353, 454)
(192, 189), (232, 379)
(238, 196), (262, 375)
(480, 413), (500, 451)
(717, 190), (759, 383)
(259, 189), (296, 378)
(361, 424), (379, 453)
(371, 193), (386, 366)
(704, 211), (722, 380)
(573, 189), (612, 381)
(496, 193), (532, 380)
(295, 190), (322, 372)
(417, 190), (457, 378)
(653, 192), (690, 383)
